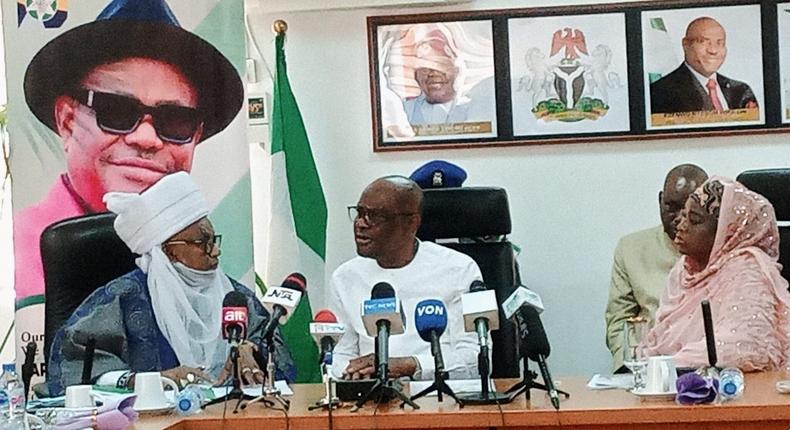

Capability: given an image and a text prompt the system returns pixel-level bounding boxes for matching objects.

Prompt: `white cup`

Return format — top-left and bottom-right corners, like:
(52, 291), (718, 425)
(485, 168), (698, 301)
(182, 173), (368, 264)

(133, 372), (179, 409)
(65, 384), (94, 409)
(644, 355), (678, 393)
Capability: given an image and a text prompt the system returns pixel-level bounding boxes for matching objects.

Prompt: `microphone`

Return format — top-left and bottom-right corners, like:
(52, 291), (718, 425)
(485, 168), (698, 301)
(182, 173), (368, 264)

(261, 273), (306, 340)
(80, 337), (96, 385)
(461, 280), (499, 353)
(310, 309), (345, 366)
(222, 291), (249, 346)
(22, 342), (37, 402)
(414, 299), (448, 372)
(502, 285), (544, 319)
(701, 299), (717, 368)
(361, 282), (405, 381)
(519, 306), (559, 410)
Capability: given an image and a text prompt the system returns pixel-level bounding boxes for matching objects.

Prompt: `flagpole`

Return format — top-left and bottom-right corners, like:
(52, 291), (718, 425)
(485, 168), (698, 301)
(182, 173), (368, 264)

(273, 19), (288, 35)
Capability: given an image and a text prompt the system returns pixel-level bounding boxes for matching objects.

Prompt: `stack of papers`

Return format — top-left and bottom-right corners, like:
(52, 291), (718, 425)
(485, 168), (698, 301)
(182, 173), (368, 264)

(587, 374), (634, 390)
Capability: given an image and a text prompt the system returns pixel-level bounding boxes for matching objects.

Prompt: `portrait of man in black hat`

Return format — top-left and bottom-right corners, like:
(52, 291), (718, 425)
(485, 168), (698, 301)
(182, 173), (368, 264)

(13, 0), (244, 301)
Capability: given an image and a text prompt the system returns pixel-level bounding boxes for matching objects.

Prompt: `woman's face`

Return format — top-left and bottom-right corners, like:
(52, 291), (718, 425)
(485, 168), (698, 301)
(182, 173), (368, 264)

(674, 192), (719, 265)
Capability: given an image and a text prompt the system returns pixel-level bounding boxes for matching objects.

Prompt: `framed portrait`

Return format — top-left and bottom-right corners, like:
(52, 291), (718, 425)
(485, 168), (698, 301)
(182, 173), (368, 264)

(641, 4), (765, 130)
(778, 3), (790, 124)
(369, 1), (790, 152)
(509, 13), (630, 136)
(248, 95), (268, 125)
(373, 20), (498, 145)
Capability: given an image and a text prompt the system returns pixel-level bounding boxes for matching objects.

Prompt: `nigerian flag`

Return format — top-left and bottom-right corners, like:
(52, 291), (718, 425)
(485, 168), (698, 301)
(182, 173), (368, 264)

(643, 16), (679, 83)
(266, 32), (325, 383)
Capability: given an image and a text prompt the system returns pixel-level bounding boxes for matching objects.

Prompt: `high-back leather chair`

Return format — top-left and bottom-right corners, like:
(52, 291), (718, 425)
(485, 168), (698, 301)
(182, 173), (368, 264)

(41, 212), (136, 361)
(417, 187), (520, 377)
(736, 168), (790, 282)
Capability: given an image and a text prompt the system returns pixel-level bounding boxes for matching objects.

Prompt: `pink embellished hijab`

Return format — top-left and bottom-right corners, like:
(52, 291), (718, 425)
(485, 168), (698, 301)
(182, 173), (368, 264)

(642, 176), (790, 371)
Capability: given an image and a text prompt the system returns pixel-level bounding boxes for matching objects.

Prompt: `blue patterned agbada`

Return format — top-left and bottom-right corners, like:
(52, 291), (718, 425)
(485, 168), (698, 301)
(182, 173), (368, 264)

(47, 268), (297, 396)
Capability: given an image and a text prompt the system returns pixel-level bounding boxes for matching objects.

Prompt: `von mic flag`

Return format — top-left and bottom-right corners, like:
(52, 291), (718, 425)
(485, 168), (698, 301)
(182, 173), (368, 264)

(266, 32), (324, 383)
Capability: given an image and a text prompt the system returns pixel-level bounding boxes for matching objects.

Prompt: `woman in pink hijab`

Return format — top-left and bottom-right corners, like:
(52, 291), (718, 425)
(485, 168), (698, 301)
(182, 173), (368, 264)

(642, 176), (790, 371)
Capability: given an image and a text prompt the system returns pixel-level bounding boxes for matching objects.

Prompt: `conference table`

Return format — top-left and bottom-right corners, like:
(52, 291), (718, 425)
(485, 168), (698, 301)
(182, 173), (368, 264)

(132, 372), (790, 430)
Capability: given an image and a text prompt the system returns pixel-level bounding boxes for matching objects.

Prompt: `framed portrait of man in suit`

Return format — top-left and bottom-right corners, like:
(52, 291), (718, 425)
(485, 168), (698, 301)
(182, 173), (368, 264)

(641, 5), (764, 130)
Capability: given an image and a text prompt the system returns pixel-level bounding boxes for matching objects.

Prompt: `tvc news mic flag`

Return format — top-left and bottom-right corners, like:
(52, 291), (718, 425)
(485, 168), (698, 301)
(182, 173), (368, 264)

(265, 32), (326, 383)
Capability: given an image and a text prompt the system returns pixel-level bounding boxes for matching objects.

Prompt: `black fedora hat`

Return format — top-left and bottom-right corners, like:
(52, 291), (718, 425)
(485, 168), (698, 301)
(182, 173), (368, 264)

(23, 0), (244, 143)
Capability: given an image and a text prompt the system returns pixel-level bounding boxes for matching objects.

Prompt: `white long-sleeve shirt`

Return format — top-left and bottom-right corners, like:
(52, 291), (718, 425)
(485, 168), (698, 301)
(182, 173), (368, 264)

(329, 241), (483, 380)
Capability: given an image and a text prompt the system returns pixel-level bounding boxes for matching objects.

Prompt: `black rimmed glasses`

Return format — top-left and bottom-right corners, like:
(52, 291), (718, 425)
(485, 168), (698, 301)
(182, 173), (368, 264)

(347, 206), (416, 226)
(72, 89), (203, 144)
(163, 234), (222, 255)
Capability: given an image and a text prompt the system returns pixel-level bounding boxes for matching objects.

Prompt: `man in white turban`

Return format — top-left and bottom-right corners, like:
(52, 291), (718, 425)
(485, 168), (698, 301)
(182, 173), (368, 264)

(47, 172), (295, 396)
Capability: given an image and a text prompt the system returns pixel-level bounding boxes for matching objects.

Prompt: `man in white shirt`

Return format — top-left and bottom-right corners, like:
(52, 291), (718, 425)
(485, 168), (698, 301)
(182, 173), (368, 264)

(329, 176), (482, 381)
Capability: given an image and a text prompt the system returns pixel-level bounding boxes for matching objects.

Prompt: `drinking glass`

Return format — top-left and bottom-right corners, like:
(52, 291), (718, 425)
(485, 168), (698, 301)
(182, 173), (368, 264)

(623, 317), (648, 391)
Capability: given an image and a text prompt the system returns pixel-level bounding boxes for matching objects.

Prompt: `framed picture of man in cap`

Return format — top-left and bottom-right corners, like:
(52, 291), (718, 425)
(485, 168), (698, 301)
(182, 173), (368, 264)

(373, 20), (497, 145)
(4, 0), (253, 384)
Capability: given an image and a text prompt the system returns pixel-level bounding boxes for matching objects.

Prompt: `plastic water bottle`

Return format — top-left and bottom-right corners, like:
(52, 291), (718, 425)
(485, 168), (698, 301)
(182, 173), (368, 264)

(0, 367), (8, 426)
(0, 363), (26, 429)
(719, 368), (745, 400)
(175, 385), (205, 416)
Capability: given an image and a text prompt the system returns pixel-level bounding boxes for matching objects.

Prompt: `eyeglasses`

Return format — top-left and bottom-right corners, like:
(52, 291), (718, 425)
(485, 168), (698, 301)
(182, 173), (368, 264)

(347, 206), (416, 226)
(163, 234), (222, 255)
(72, 89), (203, 144)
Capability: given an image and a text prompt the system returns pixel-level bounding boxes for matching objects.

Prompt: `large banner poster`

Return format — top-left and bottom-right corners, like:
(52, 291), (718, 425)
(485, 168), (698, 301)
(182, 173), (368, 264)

(3, 0), (252, 386)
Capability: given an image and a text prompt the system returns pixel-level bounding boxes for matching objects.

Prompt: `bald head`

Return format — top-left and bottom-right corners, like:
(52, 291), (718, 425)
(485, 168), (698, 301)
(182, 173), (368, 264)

(663, 164), (708, 194)
(682, 17), (727, 77)
(660, 164), (708, 240)
(365, 176), (424, 217)
(353, 176), (424, 267)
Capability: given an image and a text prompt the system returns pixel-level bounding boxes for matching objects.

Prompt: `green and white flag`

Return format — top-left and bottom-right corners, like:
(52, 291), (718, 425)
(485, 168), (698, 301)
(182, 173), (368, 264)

(266, 33), (325, 383)
(643, 16), (679, 83)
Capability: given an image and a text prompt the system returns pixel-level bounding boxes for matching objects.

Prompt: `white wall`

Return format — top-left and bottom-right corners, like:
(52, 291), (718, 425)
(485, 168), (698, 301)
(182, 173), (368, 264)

(0, 3), (15, 365)
(249, 0), (790, 377)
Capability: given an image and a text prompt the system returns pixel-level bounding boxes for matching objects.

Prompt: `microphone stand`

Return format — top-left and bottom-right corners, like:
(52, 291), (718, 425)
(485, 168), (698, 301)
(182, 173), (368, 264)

(308, 362), (341, 411)
(203, 343), (255, 413)
(459, 342), (511, 405)
(504, 338), (569, 408)
(408, 332), (463, 407)
(241, 331), (290, 410)
(352, 322), (419, 411)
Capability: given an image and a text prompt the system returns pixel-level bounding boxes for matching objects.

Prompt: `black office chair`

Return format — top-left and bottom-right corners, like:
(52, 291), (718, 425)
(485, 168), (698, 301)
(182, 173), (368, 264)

(736, 169), (790, 282)
(417, 187), (520, 378)
(41, 212), (137, 362)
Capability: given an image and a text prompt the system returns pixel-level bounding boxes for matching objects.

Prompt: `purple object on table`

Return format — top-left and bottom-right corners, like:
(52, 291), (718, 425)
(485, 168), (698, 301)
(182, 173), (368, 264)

(675, 372), (719, 405)
(55, 394), (139, 430)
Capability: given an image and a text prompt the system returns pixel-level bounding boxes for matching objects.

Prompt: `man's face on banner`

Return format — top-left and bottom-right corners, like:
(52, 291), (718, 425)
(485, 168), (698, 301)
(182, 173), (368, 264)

(54, 57), (202, 211)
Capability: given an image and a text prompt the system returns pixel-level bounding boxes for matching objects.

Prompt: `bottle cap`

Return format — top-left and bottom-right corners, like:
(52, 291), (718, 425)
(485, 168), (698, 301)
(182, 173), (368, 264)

(722, 381), (737, 395)
(177, 398), (193, 412)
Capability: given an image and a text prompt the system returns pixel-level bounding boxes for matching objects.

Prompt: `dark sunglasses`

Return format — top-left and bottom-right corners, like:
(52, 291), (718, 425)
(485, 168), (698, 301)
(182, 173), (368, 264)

(163, 234), (222, 255)
(72, 89), (203, 145)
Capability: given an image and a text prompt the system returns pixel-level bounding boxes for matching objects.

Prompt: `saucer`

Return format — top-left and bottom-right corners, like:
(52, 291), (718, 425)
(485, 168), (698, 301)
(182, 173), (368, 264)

(134, 402), (174, 416)
(631, 388), (677, 401)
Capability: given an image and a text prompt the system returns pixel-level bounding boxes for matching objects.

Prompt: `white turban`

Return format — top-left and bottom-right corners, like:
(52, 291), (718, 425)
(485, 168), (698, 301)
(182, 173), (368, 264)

(103, 172), (209, 255)
(103, 172), (230, 371)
